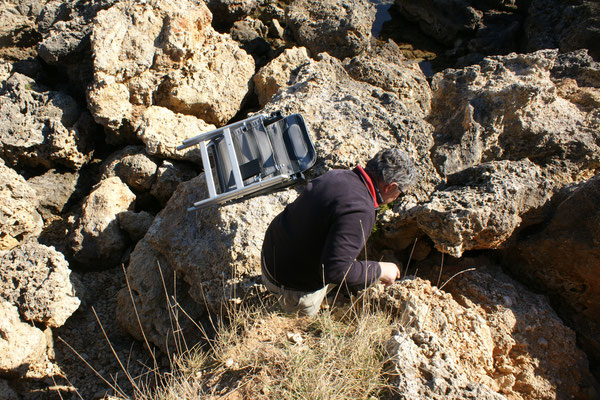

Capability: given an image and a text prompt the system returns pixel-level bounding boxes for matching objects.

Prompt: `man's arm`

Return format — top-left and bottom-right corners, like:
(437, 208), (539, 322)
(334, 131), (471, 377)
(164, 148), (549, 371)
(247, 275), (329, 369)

(319, 206), (384, 287)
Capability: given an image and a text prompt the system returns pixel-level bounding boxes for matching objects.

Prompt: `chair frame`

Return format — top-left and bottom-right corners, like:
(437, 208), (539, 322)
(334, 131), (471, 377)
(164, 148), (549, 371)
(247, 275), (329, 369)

(178, 112), (313, 210)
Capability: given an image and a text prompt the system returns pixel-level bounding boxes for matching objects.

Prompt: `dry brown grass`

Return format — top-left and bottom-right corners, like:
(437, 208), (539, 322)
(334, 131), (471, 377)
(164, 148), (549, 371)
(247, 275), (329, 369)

(138, 293), (398, 400)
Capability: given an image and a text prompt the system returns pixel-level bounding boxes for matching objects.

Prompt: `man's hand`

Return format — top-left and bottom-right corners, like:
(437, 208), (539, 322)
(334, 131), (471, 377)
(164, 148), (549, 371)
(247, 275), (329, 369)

(379, 262), (401, 287)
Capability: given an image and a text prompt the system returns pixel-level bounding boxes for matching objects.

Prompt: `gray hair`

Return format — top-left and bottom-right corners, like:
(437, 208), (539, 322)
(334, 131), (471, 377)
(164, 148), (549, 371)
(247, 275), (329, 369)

(365, 148), (416, 191)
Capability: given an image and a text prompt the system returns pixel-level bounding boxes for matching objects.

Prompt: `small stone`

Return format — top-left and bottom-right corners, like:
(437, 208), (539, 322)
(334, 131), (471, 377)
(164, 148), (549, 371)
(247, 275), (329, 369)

(287, 332), (303, 345)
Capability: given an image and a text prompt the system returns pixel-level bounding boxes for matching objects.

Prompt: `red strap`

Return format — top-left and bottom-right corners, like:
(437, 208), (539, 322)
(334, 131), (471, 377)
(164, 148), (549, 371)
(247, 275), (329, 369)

(356, 165), (379, 208)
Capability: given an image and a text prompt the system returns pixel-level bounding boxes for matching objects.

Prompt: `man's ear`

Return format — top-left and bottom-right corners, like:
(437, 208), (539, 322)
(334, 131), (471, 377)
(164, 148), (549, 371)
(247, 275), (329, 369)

(385, 182), (398, 192)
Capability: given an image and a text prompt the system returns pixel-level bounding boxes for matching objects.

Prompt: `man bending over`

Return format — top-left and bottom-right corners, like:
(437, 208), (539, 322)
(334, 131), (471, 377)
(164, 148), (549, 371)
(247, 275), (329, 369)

(261, 148), (416, 316)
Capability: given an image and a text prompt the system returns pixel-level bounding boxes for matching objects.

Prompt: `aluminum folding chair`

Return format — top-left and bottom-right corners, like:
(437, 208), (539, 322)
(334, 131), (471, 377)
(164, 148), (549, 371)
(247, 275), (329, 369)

(177, 111), (316, 210)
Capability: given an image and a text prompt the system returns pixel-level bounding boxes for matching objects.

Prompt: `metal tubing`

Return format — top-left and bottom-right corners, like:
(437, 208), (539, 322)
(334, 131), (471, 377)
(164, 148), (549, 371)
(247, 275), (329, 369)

(188, 174), (290, 211)
(223, 127), (244, 190)
(199, 142), (217, 198)
(177, 114), (266, 150)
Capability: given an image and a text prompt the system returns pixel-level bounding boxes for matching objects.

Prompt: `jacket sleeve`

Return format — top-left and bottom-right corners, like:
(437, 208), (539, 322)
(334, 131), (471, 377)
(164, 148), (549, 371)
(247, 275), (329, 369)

(320, 205), (381, 288)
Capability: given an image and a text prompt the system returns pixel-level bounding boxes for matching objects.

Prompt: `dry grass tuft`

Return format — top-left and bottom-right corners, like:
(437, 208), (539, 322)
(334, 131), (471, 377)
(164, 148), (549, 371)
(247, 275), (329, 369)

(135, 294), (397, 400)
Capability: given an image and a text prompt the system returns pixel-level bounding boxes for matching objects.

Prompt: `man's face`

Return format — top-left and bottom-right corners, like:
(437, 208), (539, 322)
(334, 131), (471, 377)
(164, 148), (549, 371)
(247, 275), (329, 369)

(379, 182), (402, 204)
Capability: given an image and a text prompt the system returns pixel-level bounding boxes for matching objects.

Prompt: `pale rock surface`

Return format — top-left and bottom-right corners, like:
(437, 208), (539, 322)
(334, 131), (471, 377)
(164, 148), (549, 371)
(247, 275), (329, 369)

(381, 49), (600, 255)
(376, 268), (595, 400)
(379, 279), (499, 399)
(446, 264), (598, 399)
(551, 50), (600, 113)
(86, 76), (133, 134)
(117, 174), (297, 348)
(260, 52), (441, 203)
(343, 40), (432, 117)
(69, 176), (135, 268)
(286, 0), (376, 60)
(505, 174), (600, 374)
(154, 32), (254, 125)
(0, 73), (96, 170)
(415, 160), (554, 257)
(137, 106), (215, 164)
(99, 146), (159, 192)
(0, 59), (12, 82)
(0, 159), (43, 250)
(0, 240), (80, 327)
(269, 17), (285, 39)
(253, 46), (312, 106)
(87, 0), (254, 138)
(0, 301), (47, 375)
(429, 49), (600, 178)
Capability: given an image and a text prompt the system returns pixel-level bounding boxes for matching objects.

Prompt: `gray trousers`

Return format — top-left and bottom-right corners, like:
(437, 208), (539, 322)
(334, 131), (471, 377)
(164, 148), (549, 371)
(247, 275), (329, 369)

(261, 258), (335, 317)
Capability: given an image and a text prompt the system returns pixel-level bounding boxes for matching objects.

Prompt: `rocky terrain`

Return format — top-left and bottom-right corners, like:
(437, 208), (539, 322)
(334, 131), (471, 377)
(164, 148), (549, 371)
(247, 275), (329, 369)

(0, 0), (599, 399)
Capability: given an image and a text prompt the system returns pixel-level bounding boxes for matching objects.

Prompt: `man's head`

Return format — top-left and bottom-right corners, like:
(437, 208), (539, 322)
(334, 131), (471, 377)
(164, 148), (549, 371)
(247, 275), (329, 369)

(365, 148), (416, 204)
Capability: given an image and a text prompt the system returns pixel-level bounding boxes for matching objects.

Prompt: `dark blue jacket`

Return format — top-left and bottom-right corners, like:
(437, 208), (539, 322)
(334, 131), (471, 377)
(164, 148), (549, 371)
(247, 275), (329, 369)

(262, 168), (381, 291)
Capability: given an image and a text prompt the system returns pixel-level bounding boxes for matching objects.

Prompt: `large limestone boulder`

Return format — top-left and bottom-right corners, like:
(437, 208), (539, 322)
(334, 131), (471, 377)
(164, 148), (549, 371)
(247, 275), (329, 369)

(428, 49), (600, 178)
(378, 266), (596, 399)
(117, 174), (297, 348)
(87, 0), (255, 142)
(0, 160), (43, 250)
(414, 160), (554, 257)
(136, 106), (215, 164)
(0, 301), (47, 376)
(504, 174), (600, 374)
(286, 0), (376, 60)
(260, 52), (441, 203)
(253, 46), (312, 107)
(0, 73), (97, 170)
(379, 49), (600, 257)
(383, 280), (503, 399)
(343, 40), (432, 118)
(0, 240), (80, 327)
(69, 176), (136, 268)
(452, 265), (597, 399)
